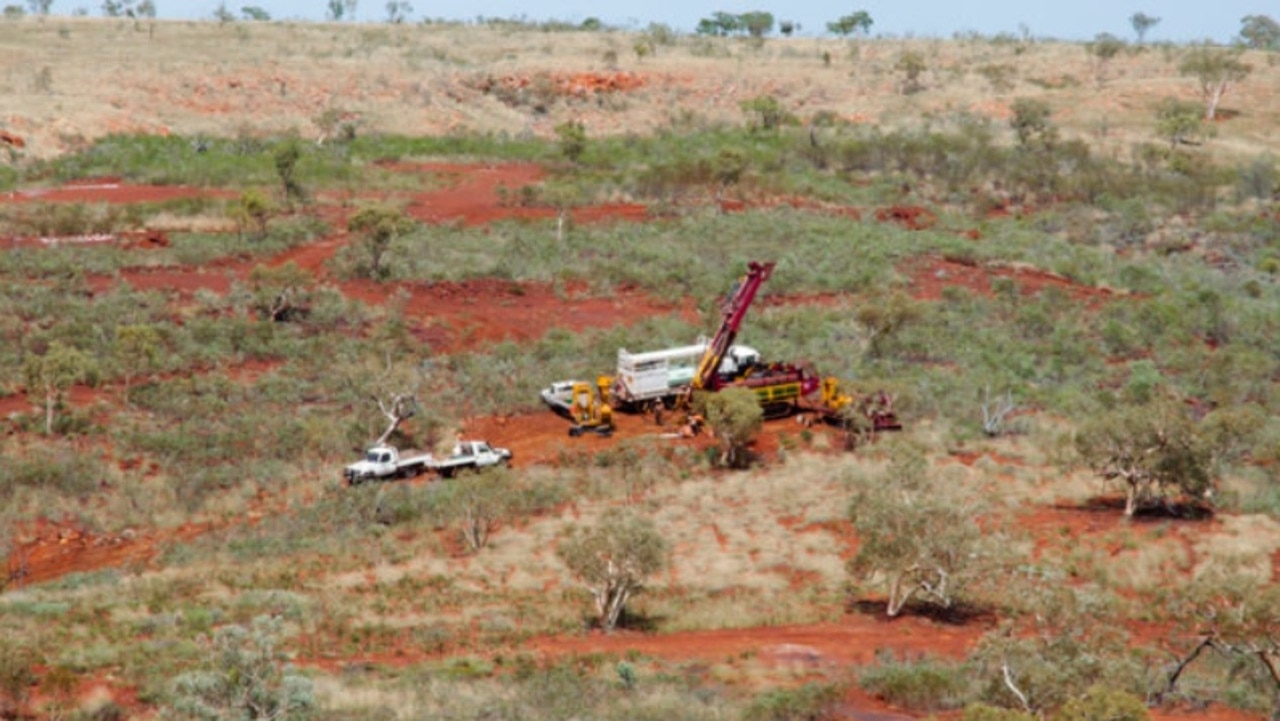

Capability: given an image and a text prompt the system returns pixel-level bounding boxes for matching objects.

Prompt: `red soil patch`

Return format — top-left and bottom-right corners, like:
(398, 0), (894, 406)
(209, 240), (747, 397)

(301, 615), (984, 678)
(18, 672), (144, 721)
(344, 277), (692, 354)
(559, 72), (647, 95)
(527, 617), (981, 665)
(47, 163), (665, 353)
(460, 406), (822, 469)
(0, 383), (111, 418)
(1014, 503), (1134, 556)
(391, 162), (647, 227)
(948, 449), (1028, 467)
(474, 71), (647, 99)
(905, 255), (1119, 309)
(98, 266), (237, 296)
(1012, 501), (1215, 583)
(1151, 706), (1272, 721)
(3, 179), (235, 204)
(875, 205), (936, 230)
(460, 410), (628, 466)
(0, 393), (32, 417)
(0, 129), (25, 148)
(6, 517), (207, 589)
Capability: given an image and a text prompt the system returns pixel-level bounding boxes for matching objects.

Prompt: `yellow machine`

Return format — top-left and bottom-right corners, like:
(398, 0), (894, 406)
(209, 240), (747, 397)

(568, 376), (615, 437)
(812, 377), (902, 432)
(819, 377), (853, 414)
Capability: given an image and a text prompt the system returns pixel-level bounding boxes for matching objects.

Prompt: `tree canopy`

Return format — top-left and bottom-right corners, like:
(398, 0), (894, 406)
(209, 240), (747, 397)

(24, 341), (96, 436)
(1129, 12), (1160, 43)
(695, 387), (763, 468)
(346, 205), (418, 281)
(557, 510), (669, 631)
(1072, 399), (1214, 516)
(1238, 14), (1280, 50)
(847, 440), (996, 617)
(827, 10), (873, 37)
(1179, 45), (1252, 121)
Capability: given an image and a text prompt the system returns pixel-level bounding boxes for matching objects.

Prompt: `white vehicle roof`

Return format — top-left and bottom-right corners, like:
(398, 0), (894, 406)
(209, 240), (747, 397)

(617, 343), (707, 365)
(617, 342), (758, 367)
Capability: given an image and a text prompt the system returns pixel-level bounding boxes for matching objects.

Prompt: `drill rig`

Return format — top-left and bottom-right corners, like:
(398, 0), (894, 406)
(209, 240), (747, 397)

(687, 260), (902, 429)
(686, 261), (818, 417)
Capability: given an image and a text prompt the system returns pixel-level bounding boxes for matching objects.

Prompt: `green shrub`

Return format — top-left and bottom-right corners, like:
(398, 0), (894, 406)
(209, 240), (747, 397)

(0, 645), (40, 718)
(859, 655), (973, 710)
(971, 626), (1146, 715)
(977, 63), (1017, 93)
(554, 120), (588, 163)
(1236, 153), (1277, 201)
(1053, 687), (1149, 721)
(895, 50), (928, 94)
(165, 615), (314, 721)
(740, 94), (795, 131)
(0, 441), (105, 500)
(744, 683), (843, 721)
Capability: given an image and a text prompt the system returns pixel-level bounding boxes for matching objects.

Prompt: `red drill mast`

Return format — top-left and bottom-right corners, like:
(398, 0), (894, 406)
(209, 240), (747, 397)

(692, 260), (775, 392)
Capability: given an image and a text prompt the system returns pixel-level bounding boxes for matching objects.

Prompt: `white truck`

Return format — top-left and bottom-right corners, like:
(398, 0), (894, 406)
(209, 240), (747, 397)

(610, 341), (760, 411)
(343, 440), (512, 485)
(541, 340), (762, 415)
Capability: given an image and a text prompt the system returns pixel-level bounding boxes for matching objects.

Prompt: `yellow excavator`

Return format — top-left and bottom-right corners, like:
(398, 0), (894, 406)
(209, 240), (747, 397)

(566, 376), (615, 437)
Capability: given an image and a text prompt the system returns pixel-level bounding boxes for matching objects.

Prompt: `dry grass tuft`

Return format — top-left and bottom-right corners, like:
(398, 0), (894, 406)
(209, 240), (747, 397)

(1192, 514), (1280, 579)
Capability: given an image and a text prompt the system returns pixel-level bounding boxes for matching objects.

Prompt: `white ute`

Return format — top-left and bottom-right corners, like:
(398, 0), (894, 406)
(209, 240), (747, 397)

(344, 440), (512, 485)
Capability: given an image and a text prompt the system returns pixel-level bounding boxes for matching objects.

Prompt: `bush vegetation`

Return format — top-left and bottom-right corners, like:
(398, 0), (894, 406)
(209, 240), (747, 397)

(0, 25), (1278, 721)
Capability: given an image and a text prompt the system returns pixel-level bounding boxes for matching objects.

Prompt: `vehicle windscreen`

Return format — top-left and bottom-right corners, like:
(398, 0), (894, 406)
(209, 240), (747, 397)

(366, 451), (391, 463)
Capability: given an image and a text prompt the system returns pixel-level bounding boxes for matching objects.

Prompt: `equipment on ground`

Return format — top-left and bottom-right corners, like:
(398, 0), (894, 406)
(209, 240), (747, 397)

(684, 260), (819, 416)
(542, 376), (615, 437)
(609, 340), (760, 412)
(540, 258), (903, 436)
(807, 377), (903, 432)
(690, 261), (775, 393)
(687, 260), (902, 429)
